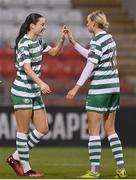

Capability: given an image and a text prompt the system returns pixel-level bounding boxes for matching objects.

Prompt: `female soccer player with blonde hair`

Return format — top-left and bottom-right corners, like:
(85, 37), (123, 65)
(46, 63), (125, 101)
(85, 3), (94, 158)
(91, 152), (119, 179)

(66, 10), (127, 179)
(7, 13), (67, 177)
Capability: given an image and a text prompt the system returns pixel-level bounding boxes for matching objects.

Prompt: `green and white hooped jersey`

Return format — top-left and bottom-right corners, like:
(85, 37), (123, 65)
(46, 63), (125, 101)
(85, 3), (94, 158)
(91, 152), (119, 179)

(88, 31), (120, 95)
(11, 35), (51, 98)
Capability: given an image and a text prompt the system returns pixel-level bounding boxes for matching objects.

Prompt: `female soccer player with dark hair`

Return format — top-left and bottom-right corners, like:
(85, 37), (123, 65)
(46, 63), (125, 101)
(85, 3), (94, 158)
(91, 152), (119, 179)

(66, 10), (127, 179)
(7, 13), (67, 177)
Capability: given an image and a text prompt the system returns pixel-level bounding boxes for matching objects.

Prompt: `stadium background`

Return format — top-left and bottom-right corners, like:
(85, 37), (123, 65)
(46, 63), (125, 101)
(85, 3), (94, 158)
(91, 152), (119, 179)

(0, 0), (136, 178)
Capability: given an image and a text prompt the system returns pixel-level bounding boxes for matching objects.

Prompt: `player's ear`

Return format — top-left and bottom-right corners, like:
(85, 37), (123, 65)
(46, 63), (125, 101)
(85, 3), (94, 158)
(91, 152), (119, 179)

(30, 23), (35, 30)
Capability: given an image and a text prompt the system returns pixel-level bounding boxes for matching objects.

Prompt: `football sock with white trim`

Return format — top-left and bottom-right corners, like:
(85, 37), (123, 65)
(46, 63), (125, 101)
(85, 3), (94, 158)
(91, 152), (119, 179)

(13, 129), (44, 161)
(88, 136), (101, 173)
(16, 132), (31, 173)
(108, 133), (124, 170)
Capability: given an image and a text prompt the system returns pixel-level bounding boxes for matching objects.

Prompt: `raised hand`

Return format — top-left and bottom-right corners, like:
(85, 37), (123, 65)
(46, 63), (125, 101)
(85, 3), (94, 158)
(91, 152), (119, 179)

(66, 26), (76, 45)
(60, 25), (68, 41)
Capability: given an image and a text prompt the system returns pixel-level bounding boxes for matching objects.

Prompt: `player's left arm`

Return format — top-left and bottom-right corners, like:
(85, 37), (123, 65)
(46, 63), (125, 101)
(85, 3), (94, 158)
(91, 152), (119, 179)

(47, 25), (67, 56)
(47, 38), (65, 56)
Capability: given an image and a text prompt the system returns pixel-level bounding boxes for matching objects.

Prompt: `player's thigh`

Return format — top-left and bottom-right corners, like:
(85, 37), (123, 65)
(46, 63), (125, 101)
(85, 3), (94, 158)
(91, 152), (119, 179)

(32, 108), (48, 134)
(15, 110), (32, 133)
(11, 94), (33, 133)
(32, 96), (48, 134)
(87, 111), (103, 135)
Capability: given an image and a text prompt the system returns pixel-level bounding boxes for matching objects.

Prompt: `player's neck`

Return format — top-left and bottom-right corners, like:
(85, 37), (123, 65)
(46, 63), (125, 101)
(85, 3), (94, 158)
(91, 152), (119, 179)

(26, 31), (37, 41)
(94, 28), (104, 35)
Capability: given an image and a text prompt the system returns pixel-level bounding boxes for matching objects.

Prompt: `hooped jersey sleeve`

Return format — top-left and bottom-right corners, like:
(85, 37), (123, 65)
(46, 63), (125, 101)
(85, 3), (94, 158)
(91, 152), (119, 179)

(38, 38), (52, 53)
(17, 42), (31, 67)
(88, 41), (102, 64)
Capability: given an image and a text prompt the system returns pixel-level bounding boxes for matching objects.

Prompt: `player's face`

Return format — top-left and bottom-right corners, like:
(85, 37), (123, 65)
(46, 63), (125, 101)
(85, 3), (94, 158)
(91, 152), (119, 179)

(32, 17), (46, 36)
(86, 15), (95, 33)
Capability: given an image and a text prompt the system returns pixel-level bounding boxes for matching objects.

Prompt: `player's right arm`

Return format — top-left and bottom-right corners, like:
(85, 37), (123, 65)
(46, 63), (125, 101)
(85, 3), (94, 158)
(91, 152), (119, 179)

(66, 41), (102, 100)
(23, 63), (51, 94)
(18, 42), (51, 94)
(66, 61), (94, 100)
(67, 27), (89, 59)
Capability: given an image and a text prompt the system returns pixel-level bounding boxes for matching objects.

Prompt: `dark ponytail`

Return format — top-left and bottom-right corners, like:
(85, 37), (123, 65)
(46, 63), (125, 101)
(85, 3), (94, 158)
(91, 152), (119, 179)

(15, 13), (43, 50)
(15, 23), (28, 50)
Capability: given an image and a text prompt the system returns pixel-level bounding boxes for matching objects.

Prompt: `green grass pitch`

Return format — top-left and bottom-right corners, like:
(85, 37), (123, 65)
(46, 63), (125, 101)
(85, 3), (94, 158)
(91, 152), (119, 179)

(0, 147), (135, 179)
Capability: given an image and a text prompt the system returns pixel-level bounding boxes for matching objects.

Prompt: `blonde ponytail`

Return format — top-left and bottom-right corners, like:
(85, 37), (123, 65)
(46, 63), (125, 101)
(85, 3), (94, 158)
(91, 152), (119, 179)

(89, 10), (109, 31)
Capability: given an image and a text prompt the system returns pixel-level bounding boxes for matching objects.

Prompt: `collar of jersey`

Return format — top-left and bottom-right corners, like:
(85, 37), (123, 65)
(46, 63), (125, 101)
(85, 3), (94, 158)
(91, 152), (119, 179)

(95, 31), (107, 37)
(24, 34), (37, 42)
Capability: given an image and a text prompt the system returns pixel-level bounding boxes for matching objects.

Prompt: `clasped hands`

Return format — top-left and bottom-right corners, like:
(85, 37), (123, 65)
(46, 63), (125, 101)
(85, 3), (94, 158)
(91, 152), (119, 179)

(60, 25), (76, 45)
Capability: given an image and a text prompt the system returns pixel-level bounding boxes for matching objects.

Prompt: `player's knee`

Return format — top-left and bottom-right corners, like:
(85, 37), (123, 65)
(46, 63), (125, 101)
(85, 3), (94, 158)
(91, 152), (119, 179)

(39, 127), (49, 135)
